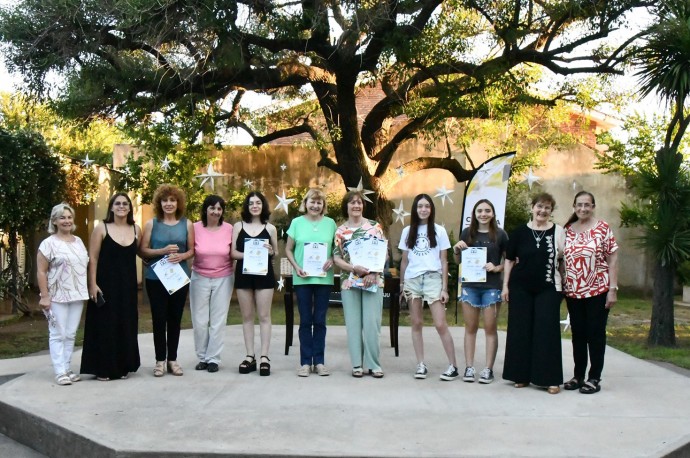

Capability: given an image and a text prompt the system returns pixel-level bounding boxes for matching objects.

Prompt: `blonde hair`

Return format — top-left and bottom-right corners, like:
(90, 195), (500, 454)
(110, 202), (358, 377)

(48, 203), (76, 234)
(298, 188), (327, 215)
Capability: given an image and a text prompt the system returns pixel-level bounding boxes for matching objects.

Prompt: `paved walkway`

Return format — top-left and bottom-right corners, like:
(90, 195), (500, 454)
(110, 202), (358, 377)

(0, 325), (689, 457)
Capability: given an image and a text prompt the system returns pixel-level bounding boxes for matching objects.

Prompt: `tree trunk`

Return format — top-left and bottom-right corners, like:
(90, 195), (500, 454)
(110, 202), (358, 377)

(647, 260), (676, 347)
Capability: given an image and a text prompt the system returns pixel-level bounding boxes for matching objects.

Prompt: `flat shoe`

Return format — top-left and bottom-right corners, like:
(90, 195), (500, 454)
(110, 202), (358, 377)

(547, 386), (560, 394)
(207, 363), (219, 373)
(352, 367), (364, 378)
(297, 365), (311, 377)
(153, 361), (165, 377)
(195, 362), (209, 371)
(167, 360), (184, 376)
(315, 364), (330, 376)
(514, 383), (528, 388)
(580, 379), (601, 394)
(369, 369), (384, 379)
(96, 377), (110, 382)
(564, 377), (582, 390)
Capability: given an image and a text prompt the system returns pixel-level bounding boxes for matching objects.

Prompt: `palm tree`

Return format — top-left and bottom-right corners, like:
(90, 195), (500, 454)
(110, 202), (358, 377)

(633, 0), (690, 346)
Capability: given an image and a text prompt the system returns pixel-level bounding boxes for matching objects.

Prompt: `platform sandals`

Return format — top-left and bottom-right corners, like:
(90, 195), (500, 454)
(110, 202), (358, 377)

(239, 355), (257, 374)
(259, 356), (271, 376)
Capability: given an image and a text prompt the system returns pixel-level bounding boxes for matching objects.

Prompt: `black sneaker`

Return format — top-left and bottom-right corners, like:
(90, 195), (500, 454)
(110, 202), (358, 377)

(478, 367), (494, 384)
(440, 365), (459, 381)
(414, 363), (428, 379)
(463, 366), (476, 382)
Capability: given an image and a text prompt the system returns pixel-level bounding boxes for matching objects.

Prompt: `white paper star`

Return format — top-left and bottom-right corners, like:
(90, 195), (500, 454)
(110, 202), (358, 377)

(160, 157), (172, 171)
(434, 185), (455, 206)
(84, 193), (91, 202)
(196, 162), (225, 191)
(81, 154), (95, 167)
(122, 166), (131, 175)
(274, 191), (295, 213)
(395, 166), (405, 178)
(277, 276), (285, 291)
(280, 163), (288, 171)
(244, 179), (254, 188)
(346, 177), (375, 203)
(522, 167), (541, 190)
(393, 200), (410, 225)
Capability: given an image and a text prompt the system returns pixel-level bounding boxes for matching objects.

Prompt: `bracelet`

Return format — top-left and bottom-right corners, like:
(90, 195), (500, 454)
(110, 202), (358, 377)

(609, 285), (619, 291)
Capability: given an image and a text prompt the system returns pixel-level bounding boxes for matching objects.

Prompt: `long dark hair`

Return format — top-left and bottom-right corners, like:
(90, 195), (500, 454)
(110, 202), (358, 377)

(104, 193), (135, 225)
(200, 194), (225, 227)
(467, 199), (498, 244)
(241, 191), (270, 224)
(406, 194), (438, 249)
(565, 191), (596, 226)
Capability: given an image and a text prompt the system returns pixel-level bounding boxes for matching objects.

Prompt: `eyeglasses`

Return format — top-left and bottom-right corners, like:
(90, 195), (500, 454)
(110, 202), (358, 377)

(113, 202), (130, 207)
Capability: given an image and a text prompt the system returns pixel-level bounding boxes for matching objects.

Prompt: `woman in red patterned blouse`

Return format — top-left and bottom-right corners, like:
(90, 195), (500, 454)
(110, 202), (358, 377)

(563, 191), (619, 394)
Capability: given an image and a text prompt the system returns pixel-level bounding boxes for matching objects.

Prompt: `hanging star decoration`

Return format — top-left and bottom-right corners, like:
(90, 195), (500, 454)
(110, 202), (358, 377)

(347, 177), (376, 203)
(393, 200), (410, 225)
(395, 165), (405, 178)
(81, 154), (95, 167)
(84, 193), (92, 202)
(274, 191), (295, 213)
(434, 185), (455, 206)
(196, 162), (225, 191)
(244, 179), (254, 188)
(280, 163), (288, 171)
(277, 276), (285, 291)
(160, 157), (172, 172)
(522, 167), (541, 190)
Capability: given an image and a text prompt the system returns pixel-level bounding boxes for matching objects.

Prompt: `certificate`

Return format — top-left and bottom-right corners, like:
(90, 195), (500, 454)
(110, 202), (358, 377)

(461, 247), (487, 283)
(303, 242), (328, 277)
(242, 238), (269, 275)
(347, 237), (387, 272)
(152, 256), (190, 294)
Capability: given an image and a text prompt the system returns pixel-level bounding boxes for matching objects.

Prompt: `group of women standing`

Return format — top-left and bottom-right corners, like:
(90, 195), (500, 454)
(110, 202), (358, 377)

(38, 184), (618, 393)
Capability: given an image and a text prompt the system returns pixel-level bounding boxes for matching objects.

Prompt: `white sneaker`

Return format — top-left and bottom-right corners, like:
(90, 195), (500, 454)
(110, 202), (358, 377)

(55, 374), (72, 386)
(66, 370), (81, 382)
(315, 364), (330, 376)
(297, 365), (311, 377)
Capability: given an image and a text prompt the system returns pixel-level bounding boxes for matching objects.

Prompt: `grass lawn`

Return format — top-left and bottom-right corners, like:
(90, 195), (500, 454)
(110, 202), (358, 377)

(1, 292), (689, 370)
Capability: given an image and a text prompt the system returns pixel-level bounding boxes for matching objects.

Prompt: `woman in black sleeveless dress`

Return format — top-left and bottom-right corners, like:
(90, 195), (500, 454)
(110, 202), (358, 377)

(81, 193), (142, 380)
(232, 192), (278, 375)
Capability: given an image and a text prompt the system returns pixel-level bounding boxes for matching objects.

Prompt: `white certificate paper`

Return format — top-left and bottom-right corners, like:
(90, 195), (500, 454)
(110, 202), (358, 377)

(152, 256), (190, 294)
(303, 242), (328, 277)
(461, 247), (487, 283)
(243, 238), (269, 275)
(347, 237), (387, 272)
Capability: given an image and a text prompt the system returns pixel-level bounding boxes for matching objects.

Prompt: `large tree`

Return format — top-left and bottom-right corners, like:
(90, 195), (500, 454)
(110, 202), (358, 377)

(0, 0), (653, 220)
(628, 0), (690, 346)
(0, 128), (65, 314)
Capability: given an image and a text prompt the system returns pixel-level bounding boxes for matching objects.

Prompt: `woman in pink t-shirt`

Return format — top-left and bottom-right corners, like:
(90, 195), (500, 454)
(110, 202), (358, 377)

(563, 191), (619, 394)
(190, 195), (234, 373)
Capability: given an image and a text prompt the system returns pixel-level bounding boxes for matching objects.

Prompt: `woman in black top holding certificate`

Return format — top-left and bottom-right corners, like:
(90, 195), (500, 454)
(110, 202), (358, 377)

(452, 199), (508, 384)
(333, 191), (386, 378)
(232, 192), (279, 376)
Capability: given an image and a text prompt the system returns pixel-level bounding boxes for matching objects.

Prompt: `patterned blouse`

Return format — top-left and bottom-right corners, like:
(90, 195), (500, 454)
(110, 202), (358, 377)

(564, 220), (618, 299)
(333, 219), (386, 289)
(38, 235), (89, 303)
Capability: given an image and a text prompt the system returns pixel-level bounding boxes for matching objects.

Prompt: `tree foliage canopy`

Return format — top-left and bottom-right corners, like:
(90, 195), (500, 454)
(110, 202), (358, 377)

(0, 0), (654, 217)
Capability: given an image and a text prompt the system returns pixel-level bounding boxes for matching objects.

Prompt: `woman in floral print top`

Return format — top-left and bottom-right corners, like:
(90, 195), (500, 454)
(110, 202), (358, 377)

(333, 191), (386, 378)
(562, 191), (619, 395)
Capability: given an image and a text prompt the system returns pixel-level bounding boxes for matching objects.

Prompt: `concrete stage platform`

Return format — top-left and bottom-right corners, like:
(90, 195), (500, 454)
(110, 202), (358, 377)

(0, 325), (689, 457)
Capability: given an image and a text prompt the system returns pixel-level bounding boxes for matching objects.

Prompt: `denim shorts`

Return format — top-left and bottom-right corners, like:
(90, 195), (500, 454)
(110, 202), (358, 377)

(403, 272), (443, 304)
(461, 287), (501, 309)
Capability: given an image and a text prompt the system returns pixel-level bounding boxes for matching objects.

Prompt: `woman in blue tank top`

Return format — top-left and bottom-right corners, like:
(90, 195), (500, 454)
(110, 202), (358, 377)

(141, 184), (195, 377)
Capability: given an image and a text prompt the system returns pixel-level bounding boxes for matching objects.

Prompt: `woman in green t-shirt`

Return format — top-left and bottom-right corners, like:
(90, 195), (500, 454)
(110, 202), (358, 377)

(285, 188), (337, 377)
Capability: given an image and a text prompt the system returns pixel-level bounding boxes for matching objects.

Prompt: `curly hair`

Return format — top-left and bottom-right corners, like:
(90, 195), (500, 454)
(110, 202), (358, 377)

(152, 184), (186, 220)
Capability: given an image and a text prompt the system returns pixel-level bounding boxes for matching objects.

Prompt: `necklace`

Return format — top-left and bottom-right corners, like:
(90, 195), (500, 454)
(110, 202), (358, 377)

(531, 227), (546, 248)
(310, 218), (321, 232)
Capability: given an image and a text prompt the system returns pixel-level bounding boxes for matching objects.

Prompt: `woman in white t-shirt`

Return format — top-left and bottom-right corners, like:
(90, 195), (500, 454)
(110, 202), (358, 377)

(398, 194), (458, 381)
(37, 203), (89, 386)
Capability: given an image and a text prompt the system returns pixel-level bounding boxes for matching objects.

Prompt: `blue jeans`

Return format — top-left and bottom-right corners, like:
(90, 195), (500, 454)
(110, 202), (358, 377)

(295, 284), (331, 366)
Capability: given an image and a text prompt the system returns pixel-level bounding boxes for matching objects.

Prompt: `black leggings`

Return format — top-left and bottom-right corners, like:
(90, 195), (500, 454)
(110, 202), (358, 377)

(566, 292), (609, 381)
(146, 280), (189, 361)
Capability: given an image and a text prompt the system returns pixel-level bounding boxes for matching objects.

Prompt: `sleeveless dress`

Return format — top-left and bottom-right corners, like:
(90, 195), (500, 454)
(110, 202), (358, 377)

(234, 224), (275, 290)
(80, 225), (141, 379)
